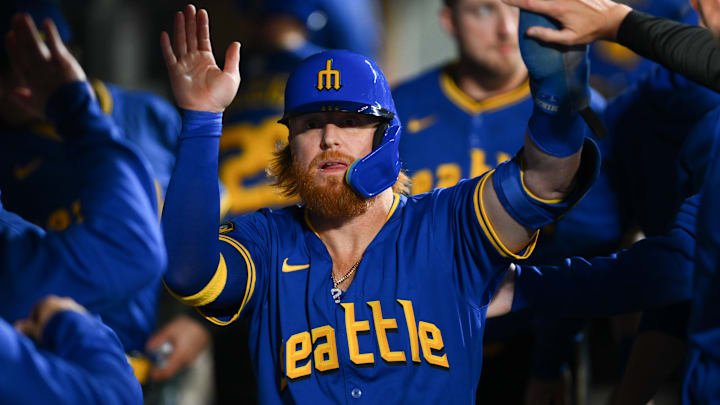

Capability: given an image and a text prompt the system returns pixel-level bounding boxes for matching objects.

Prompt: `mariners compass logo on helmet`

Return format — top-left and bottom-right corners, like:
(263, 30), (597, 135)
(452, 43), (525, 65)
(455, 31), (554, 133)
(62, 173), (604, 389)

(280, 50), (403, 199)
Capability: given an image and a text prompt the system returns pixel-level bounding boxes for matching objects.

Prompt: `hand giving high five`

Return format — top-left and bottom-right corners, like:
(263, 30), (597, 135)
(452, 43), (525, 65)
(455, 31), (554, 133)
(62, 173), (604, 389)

(161, 4), (241, 113)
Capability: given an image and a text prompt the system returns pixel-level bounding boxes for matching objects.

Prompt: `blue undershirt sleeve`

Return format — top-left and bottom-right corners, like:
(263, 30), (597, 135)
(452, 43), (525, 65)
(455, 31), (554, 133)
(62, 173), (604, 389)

(161, 111), (253, 313)
(514, 194), (698, 317)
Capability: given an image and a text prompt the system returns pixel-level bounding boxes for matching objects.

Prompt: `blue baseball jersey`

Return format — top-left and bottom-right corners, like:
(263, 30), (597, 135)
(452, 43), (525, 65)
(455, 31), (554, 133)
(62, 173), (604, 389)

(185, 175), (536, 404)
(0, 79), (179, 229)
(394, 63), (619, 263)
(0, 311), (142, 404)
(683, 135), (720, 404)
(604, 66), (720, 236)
(0, 81), (167, 351)
(393, 63), (618, 380)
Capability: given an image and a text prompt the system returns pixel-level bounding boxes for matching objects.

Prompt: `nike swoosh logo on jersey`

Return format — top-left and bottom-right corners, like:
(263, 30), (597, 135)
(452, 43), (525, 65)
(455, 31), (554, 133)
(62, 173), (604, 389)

(13, 158), (44, 180)
(282, 258), (310, 273)
(407, 115), (436, 134)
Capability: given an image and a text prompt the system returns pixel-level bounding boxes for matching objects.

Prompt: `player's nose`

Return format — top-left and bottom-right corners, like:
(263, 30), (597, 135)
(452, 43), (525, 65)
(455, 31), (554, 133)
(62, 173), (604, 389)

(320, 123), (343, 149)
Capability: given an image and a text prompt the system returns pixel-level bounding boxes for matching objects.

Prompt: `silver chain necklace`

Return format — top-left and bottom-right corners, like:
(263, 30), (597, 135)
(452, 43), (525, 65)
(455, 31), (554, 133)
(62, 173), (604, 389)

(330, 260), (361, 303)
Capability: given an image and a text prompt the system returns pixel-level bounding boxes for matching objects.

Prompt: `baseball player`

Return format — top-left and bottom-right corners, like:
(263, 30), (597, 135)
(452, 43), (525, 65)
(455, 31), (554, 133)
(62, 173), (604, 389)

(504, 0), (720, 402)
(0, 10), (165, 357)
(0, 0), (178, 356)
(160, 4), (600, 404)
(1, 296), (143, 405)
(392, 0), (613, 400)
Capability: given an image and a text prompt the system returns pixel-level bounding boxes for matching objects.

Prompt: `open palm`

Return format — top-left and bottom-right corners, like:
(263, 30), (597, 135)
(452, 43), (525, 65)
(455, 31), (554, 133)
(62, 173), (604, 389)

(161, 5), (240, 113)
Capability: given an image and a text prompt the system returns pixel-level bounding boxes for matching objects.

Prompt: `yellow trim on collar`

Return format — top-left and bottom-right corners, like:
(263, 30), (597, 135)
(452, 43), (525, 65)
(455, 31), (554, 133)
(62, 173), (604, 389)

(89, 78), (114, 115)
(439, 70), (530, 115)
(166, 252), (228, 307)
(473, 171), (538, 259)
(385, 193), (400, 222)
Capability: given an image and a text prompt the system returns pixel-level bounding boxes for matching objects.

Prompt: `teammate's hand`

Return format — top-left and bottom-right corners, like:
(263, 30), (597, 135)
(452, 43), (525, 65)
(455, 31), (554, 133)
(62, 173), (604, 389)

(5, 14), (86, 118)
(145, 315), (211, 381)
(14, 295), (88, 342)
(501, 0), (632, 45)
(161, 4), (240, 113)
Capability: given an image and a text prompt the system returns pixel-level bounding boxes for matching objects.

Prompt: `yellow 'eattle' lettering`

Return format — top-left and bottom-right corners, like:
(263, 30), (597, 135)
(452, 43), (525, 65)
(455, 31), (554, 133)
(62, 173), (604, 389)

(418, 322), (450, 368)
(368, 301), (406, 363)
(286, 331), (312, 379)
(341, 303), (375, 365)
(283, 299), (449, 381)
(311, 326), (339, 372)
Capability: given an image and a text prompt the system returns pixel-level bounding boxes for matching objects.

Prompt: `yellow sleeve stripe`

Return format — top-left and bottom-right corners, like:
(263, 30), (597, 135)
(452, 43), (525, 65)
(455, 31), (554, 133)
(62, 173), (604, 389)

(519, 170), (564, 204)
(201, 235), (257, 326)
(166, 253), (228, 307)
(473, 171), (539, 260)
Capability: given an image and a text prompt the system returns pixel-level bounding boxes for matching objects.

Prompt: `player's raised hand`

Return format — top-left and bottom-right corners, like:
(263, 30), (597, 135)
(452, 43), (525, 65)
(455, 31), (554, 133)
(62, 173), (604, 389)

(5, 14), (86, 117)
(161, 4), (240, 113)
(501, 0), (632, 45)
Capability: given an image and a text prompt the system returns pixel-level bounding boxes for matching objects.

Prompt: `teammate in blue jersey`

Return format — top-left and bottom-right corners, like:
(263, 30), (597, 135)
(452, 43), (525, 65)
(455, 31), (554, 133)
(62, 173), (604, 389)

(160, 4), (600, 403)
(500, 0), (720, 402)
(0, 11), (165, 357)
(684, 127), (720, 404)
(0, 2), (180, 370)
(393, 1), (616, 401)
(1, 296), (143, 405)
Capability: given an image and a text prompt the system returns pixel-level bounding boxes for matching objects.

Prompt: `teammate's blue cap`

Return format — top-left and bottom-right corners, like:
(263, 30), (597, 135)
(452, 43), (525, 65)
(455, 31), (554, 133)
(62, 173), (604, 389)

(279, 50), (402, 198)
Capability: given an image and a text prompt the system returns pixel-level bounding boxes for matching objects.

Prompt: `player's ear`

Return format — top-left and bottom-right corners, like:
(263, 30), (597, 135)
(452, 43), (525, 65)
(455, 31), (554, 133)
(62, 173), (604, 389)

(439, 6), (457, 37)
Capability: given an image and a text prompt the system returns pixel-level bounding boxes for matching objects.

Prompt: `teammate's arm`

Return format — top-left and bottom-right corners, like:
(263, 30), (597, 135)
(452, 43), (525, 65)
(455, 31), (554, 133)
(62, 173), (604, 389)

(159, 5), (255, 317)
(480, 11), (600, 254)
(0, 15), (164, 315)
(1, 296), (142, 404)
(511, 194), (697, 317)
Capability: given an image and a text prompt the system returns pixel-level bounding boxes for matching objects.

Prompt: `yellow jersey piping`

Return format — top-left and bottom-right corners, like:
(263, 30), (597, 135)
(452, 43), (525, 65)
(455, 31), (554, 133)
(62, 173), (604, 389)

(439, 71), (530, 115)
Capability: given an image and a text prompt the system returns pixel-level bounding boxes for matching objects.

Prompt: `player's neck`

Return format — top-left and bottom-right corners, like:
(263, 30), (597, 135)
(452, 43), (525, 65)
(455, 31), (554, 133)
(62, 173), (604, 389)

(451, 61), (527, 101)
(307, 188), (394, 265)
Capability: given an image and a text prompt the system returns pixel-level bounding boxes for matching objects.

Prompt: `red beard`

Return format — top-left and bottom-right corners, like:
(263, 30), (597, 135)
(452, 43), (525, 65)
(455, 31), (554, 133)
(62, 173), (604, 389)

(295, 151), (374, 219)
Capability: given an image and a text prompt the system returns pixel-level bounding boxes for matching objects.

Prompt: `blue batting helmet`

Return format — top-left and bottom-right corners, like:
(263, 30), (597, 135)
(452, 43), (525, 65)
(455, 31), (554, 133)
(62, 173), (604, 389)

(280, 50), (401, 198)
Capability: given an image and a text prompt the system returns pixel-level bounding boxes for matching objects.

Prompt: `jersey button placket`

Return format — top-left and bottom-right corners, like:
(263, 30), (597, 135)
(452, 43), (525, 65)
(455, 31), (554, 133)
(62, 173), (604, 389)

(351, 387), (362, 399)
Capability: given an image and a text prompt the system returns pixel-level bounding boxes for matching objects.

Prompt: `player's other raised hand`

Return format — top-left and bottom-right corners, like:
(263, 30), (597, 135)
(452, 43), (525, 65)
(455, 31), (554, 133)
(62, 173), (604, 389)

(5, 14), (86, 118)
(161, 4), (241, 113)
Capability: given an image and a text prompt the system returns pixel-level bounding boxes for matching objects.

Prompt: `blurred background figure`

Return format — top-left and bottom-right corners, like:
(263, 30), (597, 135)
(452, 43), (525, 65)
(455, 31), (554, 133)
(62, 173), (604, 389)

(588, 0), (698, 98)
(2, 296), (143, 404)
